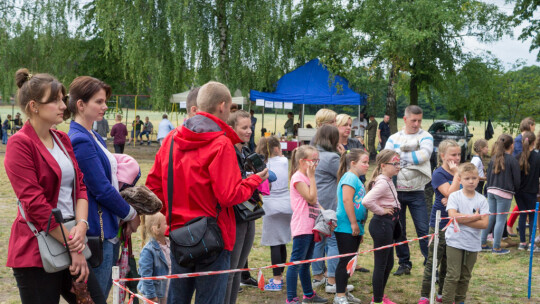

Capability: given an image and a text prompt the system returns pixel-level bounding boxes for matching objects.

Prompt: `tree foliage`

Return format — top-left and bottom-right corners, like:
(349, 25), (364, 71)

(511, 0), (540, 61)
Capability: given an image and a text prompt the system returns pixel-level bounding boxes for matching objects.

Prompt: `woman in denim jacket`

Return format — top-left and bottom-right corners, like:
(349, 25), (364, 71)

(138, 213), (170, 304)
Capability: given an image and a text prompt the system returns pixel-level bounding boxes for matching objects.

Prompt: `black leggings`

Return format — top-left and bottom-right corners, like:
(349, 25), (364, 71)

(270, 244), (288, 277)
(515, 192), (537, 243)
(335, 231), (362, 294)
(369, 214), (398, 303)
(13, 266), (106, 304)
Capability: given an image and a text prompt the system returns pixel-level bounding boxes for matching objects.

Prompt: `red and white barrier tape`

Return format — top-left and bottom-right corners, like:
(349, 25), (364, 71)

(112, 209), (538, 303)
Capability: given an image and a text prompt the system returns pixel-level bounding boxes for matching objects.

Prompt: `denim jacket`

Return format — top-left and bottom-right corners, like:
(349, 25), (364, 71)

(137, 239), (170, 299)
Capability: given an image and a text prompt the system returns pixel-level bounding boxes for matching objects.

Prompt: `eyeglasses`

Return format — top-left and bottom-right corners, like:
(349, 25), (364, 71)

(385, 162), (400, 167)
(303, 158), (320, 164)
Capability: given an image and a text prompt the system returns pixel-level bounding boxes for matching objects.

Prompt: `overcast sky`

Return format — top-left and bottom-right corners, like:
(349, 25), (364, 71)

(463, 0), (539, 70)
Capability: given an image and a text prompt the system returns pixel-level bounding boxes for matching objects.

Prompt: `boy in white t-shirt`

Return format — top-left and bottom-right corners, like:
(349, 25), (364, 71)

(442, 163), (489, 304)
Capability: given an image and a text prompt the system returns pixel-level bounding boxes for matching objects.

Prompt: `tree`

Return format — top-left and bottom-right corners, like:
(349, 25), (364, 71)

(511, 0), (540, 61)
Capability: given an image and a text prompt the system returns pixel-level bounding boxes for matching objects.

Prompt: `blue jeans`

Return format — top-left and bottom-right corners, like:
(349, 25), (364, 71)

(286, 234), (315, 301)
(395, 191), (429, 268)
(92, 239), (120, 297)
(168, 250), (231, 304)
(2, 129), (7, 144)
(312, 233), (339, 277)
(481, 193), (512, 249)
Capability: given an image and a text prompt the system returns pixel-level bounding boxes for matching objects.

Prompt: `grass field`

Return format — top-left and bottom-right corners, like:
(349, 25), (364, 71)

(0, 109), (538, 303)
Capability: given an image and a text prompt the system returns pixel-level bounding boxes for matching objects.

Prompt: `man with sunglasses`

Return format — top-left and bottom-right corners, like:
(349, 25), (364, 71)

(384, 105), (434, 276)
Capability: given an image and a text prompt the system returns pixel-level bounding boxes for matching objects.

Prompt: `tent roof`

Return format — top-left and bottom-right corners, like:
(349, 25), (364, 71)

(250, 59), (367, 106)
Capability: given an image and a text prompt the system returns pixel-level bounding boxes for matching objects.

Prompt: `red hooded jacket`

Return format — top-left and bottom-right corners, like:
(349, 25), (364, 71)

(146, 112), (262, 251)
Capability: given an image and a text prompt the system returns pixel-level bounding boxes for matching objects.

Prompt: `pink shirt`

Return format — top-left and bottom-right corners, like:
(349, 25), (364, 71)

(487, 188), (513, 200)
(290, 171), (320, 237)
(362, 175), (401, 216)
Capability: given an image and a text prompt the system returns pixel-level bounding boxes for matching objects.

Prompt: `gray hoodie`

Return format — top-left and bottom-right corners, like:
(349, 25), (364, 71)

(314, 145), (340, 211)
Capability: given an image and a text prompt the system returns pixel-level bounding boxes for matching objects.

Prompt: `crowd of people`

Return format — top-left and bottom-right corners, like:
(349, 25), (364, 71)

(3, 67), (540, 304)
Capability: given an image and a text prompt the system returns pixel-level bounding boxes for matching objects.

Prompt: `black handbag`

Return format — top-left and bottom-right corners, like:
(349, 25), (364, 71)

(233, 190), (265, 222)
(87, 207), (104, 268)
(167, 134), (224, 268)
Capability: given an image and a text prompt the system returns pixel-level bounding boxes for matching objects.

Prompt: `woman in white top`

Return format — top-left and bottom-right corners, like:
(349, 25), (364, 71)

(257, 136), (293, 291)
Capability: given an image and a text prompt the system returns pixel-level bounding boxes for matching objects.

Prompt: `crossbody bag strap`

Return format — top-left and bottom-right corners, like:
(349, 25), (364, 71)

(167, 131), (221, 228)
(18, 200), (42, 236)
(385, 181), (400, 210)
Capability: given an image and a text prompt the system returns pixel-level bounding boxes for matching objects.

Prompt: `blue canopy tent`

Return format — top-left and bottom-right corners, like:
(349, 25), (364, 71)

(250, 58), (367, 130)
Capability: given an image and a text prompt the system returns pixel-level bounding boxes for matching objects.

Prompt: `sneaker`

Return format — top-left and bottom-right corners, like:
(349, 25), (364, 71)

(382, 295), (395, 304)
(481, 244), (492, 252)
(265, 279), (283, 291)
(436, 294), (443, 303)
(240, 276), (258, 288)
(535, 235), (540, 244)
(355, 266), (370, 273)
(325, 282), (354, 293)
(528, 245), (540, 253)
(518, 243), (528, 250)
(346, 292), (361, 303)
(393, 264), (411, 276)
(287, 297), (300, 304)
(238, 287), (243, 293)
(303, 292), (328, 303)
(417, 297), (429, 304)
(492, 248), (510, 255)
(312, 277), (327, 288)
(333, 296), (349, 304)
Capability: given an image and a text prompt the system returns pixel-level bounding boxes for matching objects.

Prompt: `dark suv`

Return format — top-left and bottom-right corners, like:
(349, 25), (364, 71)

(428, 120), (473, 167)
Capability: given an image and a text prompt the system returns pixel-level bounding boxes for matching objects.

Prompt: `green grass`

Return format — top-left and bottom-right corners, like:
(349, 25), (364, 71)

(0, 111), (538, 303)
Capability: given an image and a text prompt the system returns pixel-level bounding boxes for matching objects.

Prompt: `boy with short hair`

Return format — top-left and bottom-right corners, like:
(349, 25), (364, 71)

(442, 163), (489, 304)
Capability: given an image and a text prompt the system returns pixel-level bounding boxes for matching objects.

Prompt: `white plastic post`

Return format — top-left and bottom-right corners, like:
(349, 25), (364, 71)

(112, 266), (120, 304)
(430, 210), (441, 304)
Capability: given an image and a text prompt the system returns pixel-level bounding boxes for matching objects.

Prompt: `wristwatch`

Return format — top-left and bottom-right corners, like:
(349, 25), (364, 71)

(77, 219), (90, 230)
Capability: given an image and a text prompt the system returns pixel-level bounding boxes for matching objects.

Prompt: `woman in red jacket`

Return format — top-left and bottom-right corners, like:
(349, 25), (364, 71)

(4, 69), (105, 304)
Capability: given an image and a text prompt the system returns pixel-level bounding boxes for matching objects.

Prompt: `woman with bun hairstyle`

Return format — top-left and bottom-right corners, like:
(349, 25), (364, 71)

(4, 69), (105, 303)
(67, 76), (140, 296)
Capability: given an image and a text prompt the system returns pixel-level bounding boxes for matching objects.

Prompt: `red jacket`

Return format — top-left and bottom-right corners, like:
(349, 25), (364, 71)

(146, 112), (261, 251)
(4, 122), (87, 268)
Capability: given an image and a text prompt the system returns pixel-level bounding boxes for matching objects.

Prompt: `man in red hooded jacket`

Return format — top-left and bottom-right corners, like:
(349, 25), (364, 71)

(146, 81), (268, 303)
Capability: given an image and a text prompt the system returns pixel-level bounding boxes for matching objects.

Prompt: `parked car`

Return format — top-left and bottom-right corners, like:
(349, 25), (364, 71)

(428, 120), (473, 168)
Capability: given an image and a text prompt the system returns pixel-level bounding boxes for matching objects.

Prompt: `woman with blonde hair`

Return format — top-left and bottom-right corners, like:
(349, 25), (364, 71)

(315, 109), (337, 128)
(336, 114), (364, 151)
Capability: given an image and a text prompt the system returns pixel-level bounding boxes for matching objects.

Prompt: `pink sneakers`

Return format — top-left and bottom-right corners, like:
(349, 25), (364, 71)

(418, 298), (429, 304)
(382, 295), (396, 304)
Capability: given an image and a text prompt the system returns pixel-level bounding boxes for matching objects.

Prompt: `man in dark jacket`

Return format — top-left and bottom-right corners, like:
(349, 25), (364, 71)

(146, 81), (268, 304)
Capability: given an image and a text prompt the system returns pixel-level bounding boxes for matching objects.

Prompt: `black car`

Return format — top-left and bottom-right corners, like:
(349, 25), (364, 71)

(428, 120), (473, 169)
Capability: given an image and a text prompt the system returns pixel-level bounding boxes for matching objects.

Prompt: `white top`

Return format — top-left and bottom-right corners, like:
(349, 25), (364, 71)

(47, 140), (75, 219)
(445, 190), (489, 252)
(92, 133), (120, 191)
(262, 156), (292, 216)
(470, 155), (485, 178)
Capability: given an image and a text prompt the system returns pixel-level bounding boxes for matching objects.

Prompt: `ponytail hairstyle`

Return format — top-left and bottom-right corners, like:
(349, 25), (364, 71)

(290, 145), (318, 179)
(141, 212), (166, 246)
(337, 149), (369, 181)
(367, 149), (399, 191)
(15, 68), (66, 118)
(473, 139), (488, 155)
(519, 131), (536, 175)
(256, 136), (281, 161)
(491, 134), (513, 174)
(437, 139), (460, 166)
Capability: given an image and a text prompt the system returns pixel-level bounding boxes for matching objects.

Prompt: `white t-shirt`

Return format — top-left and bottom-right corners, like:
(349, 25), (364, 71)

(445, 190), (489, 252)
(92, 133), (119, 191)
(470, 155), (485, 178)
(47, 140), (75, 219)
(352, 117), (368, 137)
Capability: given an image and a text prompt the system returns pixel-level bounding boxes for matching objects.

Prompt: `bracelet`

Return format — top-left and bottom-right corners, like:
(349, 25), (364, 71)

(77, 219), (90, 230)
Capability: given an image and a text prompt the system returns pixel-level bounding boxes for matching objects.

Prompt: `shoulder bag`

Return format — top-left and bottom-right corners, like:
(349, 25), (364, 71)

(19, 132), (91, 273)
(167, 134), (224, 267)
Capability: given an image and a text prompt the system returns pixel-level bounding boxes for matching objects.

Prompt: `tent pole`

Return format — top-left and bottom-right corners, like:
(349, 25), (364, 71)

(301, 104), (305, 128)
(262, 106), (265, 137)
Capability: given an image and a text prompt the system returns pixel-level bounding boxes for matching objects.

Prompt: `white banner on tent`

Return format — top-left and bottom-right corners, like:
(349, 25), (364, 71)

(179, 101), (187, 109)
(284, 102), (293, 109)
(274, 101), (283, 109)
(256, 99), (265, 106)
(265, 101), (274, 108)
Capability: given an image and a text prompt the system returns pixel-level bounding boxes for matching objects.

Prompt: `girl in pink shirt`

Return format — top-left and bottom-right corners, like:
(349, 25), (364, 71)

(286, 145), (327, 304)
(363, 149), (401, 304)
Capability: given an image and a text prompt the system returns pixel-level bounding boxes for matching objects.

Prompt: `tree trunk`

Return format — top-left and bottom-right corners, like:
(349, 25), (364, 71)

(386, 64), (398, 134)
(410, 73), (418, 105)
(216, 0), (229, 83)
